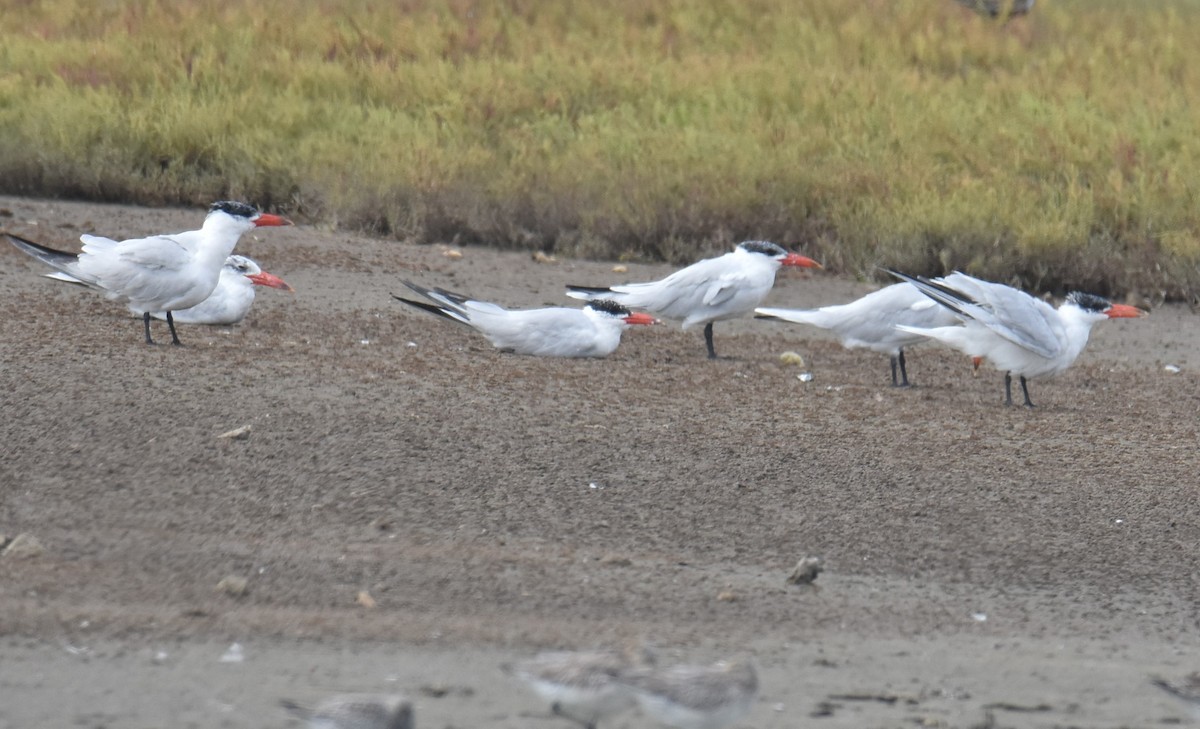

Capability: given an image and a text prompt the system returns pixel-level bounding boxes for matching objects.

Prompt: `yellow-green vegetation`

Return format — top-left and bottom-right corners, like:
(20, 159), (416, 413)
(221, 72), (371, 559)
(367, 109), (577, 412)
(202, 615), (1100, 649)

(2, 0), (1199, 297)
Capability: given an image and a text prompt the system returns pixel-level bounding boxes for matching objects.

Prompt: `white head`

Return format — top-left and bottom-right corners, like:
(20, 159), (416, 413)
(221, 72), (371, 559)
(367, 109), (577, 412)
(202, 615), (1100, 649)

(223, 254), (293, 291)
(735, 240), (822, 270)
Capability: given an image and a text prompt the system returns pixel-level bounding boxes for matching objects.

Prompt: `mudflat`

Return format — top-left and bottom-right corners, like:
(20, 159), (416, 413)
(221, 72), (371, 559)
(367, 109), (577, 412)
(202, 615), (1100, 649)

(1, 196), (1197, 729)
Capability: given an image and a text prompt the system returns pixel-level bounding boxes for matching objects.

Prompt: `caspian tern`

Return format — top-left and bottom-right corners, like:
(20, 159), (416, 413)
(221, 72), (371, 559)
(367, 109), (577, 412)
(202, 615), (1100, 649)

(618, 660), (758, 729)
(394, 281), (657, 358)
(889, 271), (1146, 407)
(5, 201), (291, 345)
(566, 241), (821, 359)
(755, 282), (962, 386)
(44, 254), (293, 326)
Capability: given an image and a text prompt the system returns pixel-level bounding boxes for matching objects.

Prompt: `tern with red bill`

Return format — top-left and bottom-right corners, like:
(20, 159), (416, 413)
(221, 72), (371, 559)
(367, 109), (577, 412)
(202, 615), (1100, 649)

(5, 201), (291, 345)
(755, 282), (962, 387)
(566, 240), (821, 359)
(46, 254), (293, 326)
(395, 280), (657, 358)
(889, 270), (1146, 407)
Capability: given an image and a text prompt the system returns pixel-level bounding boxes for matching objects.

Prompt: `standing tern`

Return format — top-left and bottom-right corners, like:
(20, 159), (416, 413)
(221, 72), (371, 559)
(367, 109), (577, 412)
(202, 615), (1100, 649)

(44, 254), (293, 326)
(755, 282), (961, 386)
(889, 271), (1146, 407)
(566, 241), (821, 359)
(5, 201), (291, 345)
(395, 281), (657, 358)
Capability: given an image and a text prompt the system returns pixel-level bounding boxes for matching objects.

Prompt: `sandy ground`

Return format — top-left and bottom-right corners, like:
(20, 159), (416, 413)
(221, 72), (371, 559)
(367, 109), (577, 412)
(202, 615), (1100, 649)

(1, 195), (1198, 729)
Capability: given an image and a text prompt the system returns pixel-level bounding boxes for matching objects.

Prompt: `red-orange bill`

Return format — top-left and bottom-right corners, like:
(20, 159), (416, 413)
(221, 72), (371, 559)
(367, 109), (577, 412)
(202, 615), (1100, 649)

(623, 312), (658, 326)
(253, 213), (292, 227)
(781, 253), (822, 269)
(1106, 304), (1146, 319)
(247, 271), (294, 292)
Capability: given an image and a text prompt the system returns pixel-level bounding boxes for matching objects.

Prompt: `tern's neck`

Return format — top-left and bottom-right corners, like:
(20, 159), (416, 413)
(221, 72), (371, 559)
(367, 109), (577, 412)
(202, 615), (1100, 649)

(1058, 305), (1102, 363)
(196, 214), (253, 265)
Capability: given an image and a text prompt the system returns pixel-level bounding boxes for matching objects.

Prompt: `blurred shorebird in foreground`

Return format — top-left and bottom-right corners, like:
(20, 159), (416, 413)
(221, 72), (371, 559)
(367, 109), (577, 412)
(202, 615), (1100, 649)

(279, 694), (413, 729)
(619, 658), (758, 729)
(506, 644), (655, 729)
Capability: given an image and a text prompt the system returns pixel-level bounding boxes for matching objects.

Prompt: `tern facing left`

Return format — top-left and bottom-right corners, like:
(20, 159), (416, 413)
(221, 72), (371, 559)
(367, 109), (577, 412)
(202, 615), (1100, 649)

(566, 241), (821, 359)
(395, 281), (657, 358)
(5, 201), (291, 345)
(890, 271), (1146, 407)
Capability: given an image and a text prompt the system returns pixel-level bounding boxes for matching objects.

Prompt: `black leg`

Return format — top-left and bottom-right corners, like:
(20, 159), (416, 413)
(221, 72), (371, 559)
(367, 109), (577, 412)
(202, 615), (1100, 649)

(889, 355), (899, 387)
(1004, 372), (1013, 406)
(704, 322), (717, 359)
(143, 312), (156, 345)
(897, 349), (911, 387)
(166, 311), (183, 346)
(1019, 375), (1035, 408)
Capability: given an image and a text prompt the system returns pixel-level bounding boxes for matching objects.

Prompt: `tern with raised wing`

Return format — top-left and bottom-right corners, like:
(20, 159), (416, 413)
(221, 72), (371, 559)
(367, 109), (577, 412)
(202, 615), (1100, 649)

(755, 282), (961, 386)
(395, 281), (656, 358)
(889, 271), (1146, 406)
(566, 241), (821, 359)
(6, 201), (291, 344)
(45, 254), (293, 326)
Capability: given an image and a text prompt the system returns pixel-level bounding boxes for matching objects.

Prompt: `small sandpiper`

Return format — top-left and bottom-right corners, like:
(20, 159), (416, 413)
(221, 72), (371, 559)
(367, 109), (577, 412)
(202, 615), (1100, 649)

(279, 693), (414, 729)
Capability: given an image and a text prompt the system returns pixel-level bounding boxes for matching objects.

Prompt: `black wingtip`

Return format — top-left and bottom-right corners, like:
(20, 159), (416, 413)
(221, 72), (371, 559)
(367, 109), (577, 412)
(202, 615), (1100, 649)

(393, 295), (459, 323)
(566, 285), (614, 295)
(6, 232), (80, 266)
(399, 279), (434, 299)
(890, 270), (982, 318)
(401, 279), (473, 307)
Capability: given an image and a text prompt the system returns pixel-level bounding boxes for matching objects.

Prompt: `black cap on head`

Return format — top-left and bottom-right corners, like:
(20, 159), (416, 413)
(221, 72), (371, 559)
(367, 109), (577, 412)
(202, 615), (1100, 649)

(209, 201), (259, 219)
(1066, 291), (1111, 313)
(586, 299), (633, 318)
(738, 240), (787, 258)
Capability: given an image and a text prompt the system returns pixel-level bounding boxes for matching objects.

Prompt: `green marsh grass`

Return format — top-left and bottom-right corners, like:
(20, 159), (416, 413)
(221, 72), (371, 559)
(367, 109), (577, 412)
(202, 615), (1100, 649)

(2, 0), (1200, 297)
